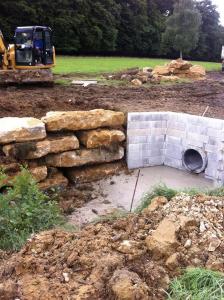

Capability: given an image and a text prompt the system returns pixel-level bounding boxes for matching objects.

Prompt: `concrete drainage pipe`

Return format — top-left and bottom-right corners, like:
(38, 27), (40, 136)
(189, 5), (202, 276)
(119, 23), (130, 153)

(183, 148), (207, 174)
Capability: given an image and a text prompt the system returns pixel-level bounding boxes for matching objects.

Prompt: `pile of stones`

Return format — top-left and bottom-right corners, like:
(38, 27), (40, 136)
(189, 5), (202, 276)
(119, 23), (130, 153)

(0, 109), (126, 190)
(152, 59), (206, 82)
(107, 59), (206, 86)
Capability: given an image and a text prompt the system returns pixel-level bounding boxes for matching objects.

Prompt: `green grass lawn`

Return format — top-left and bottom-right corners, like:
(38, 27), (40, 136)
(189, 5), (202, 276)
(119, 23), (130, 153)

(54, 56), (220, 74)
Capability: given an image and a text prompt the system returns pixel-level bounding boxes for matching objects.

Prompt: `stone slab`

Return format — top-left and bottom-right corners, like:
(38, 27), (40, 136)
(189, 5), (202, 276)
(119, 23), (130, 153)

(0, 117), (46, 144)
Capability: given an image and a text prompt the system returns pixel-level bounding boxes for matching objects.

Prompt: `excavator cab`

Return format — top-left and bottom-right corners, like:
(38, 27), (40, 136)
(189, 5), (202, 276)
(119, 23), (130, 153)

(14, 26), (54, 67)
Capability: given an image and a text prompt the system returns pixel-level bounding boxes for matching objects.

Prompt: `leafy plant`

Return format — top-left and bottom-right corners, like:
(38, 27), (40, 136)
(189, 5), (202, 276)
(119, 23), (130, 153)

(0, 168), (63, 251)
(167, 267), (224, 300)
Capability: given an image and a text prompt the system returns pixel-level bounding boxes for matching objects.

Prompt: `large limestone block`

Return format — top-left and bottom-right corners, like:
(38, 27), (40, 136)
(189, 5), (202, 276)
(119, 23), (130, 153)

(42, 109), (125, 132)
(38, 169), (68, 190)
(2, 135), (79, 160)
(152, 65), (170, 76)
(1, 166), (48, 187)
(188, 65), (206, 78)
(3, 140), (51, 160)
(46, 146), (124, 167)
(48, 135), (79, 153)
(0, 117), (46, 144)
(66, 162), (123, 183)
(29, 166), (48, 182)
(77, 129), (125, 149)
(168, 59), (192, 71)
(145, 217), (180, 259)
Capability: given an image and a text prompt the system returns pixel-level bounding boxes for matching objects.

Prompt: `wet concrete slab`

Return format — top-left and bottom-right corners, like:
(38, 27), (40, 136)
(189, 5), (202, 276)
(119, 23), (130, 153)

(69, 166), (214, 227)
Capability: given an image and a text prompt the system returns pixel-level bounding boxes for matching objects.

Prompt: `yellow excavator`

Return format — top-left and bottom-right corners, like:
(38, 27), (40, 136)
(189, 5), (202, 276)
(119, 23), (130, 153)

(0, 26), (55, 84)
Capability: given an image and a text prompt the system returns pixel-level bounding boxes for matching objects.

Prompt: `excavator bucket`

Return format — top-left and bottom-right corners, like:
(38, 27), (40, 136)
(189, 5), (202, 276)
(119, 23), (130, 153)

(0, 69), (54, 85)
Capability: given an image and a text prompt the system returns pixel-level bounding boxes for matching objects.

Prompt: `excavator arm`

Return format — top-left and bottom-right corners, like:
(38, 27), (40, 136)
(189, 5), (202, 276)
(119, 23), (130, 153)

(0, 30), (9, 69)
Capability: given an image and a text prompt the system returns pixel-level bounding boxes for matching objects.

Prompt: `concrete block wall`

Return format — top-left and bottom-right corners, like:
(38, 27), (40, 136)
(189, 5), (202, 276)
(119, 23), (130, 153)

(127, 112), (224, 185)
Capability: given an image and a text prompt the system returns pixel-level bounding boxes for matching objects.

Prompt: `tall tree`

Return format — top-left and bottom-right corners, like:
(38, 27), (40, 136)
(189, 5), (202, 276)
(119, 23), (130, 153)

(162, 0), (202, 58)
(191, 0), (224, 61)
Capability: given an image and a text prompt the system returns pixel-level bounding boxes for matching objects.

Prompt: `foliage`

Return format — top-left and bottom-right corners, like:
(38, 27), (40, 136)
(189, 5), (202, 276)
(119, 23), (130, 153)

(167, 267), (224, 300)
(192, 0), (224, 62)
(54, 56), (220, 74)
(0, 168), (63, 251)
(135, 184), (178, 212)
(162, 0), (202, 58)
(0, 0), (223, 60)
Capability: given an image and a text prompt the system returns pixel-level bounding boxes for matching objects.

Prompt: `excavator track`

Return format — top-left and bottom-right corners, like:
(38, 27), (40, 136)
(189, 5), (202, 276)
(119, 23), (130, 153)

(0, 69), (54, 86)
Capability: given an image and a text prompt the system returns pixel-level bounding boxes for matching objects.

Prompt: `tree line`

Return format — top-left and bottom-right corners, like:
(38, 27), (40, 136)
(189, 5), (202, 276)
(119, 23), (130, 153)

(0, 0), (223, 61)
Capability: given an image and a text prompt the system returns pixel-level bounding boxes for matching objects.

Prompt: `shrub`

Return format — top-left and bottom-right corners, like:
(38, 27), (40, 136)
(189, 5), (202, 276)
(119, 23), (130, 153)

(167, 267), (224, 300)
(0, 168), (63, 250)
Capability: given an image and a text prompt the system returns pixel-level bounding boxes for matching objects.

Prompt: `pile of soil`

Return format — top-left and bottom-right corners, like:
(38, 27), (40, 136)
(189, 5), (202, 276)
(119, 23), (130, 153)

(0, 72), (224, 119)
(0, 193), (223, 299)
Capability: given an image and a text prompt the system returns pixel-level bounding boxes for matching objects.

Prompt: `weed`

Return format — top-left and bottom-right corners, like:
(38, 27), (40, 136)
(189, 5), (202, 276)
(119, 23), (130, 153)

(167, 267), (224, 300)
(135, 184), (177, 213)
(92, 210), (129, 224)
(0, 168), (63, 251)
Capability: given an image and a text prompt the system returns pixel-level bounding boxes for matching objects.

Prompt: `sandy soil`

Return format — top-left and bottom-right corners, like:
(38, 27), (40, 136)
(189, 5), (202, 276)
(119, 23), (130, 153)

(0, 72), (224, 119)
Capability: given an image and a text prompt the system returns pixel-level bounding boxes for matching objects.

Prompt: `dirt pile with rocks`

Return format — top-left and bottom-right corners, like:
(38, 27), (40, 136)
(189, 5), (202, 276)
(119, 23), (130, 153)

(0, 193), (223, 299)
(106, 59), (206, 86)
(152, 59), (206, 82)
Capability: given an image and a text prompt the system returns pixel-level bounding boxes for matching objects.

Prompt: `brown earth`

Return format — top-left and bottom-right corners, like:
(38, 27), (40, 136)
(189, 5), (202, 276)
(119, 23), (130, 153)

(0, 193), (223, 300)
(0, 72), (224, 119)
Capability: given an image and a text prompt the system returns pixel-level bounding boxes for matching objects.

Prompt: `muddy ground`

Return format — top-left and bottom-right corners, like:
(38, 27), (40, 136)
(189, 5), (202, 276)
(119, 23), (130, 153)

(0, 72), (224, 119)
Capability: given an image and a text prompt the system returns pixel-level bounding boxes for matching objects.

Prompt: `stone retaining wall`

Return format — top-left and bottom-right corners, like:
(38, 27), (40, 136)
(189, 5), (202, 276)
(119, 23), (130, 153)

(127, 112), (224, 185)
(0, 109), (125, 189)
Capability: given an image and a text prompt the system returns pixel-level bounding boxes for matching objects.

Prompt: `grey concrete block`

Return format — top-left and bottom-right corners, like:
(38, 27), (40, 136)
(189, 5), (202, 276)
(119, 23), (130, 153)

(164, 144), (183, 160)
(164, 156), (183, 170)
(187, 125), (207, 135)
(166, 129), (186, 138)
(142, 156), (164, 167)
(207, 128), (221, 138)
(165, 135), (182, 145)
(167, 120), (186, 131)
(128, 135), (148, 144)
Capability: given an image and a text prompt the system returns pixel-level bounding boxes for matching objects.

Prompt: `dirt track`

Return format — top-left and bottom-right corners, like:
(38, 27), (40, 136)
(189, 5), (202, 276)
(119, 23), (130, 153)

(0, 72), (224, 119)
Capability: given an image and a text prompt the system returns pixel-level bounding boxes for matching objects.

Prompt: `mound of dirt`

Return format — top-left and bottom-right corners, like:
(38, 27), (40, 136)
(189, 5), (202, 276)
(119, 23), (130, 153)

(0, 194), (223, 299)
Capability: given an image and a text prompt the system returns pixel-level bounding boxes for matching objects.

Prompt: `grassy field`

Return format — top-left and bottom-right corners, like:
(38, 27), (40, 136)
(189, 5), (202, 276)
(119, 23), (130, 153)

(54, 56), (220, 74)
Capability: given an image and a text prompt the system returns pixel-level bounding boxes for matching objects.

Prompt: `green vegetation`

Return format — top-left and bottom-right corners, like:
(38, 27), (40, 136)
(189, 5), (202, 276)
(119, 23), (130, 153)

(167, 268), (224, 300)
(0, 1), (223, 61)
(54, 56), (221, 74)
(136, 183), (224, 213)
(92, 210), (129, 224)
(162, 0), (202, 58)
(0, 168), (63, 251)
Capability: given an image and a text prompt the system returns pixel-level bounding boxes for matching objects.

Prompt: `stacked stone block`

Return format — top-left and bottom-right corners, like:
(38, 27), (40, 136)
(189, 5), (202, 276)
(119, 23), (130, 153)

(127, 112), (224, 185)
(0, 109), (125, 189)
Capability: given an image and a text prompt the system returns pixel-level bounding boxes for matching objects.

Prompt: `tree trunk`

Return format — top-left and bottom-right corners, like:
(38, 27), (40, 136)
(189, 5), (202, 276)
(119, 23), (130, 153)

(180, 50), (183, 59)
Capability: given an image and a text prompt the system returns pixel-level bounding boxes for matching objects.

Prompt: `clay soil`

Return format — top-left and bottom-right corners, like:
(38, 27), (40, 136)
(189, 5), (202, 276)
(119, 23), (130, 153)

(0, 194), (223, 300)
(0, 72), (224, 119)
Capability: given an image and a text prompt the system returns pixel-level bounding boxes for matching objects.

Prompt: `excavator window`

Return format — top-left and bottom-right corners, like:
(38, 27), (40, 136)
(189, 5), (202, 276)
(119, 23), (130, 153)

(15, 27), (54, 67)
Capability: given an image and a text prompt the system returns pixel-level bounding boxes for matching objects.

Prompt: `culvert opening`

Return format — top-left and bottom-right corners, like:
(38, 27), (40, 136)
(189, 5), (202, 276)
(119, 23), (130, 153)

(183, 149), (206, 174)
